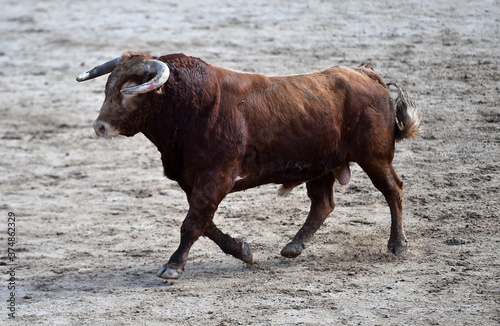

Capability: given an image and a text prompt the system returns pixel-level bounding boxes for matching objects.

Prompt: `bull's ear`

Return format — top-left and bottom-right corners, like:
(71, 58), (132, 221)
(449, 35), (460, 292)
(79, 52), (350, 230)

(121, 60), (170, 95)
(76, 57), (120, 82)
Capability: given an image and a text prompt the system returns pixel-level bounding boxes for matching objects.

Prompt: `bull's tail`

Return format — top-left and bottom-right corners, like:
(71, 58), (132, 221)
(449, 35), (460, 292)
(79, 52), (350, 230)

(387, 83), (422, 141)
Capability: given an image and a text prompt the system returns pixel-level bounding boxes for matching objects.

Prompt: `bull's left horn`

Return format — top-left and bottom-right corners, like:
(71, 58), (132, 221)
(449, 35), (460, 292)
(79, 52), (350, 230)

(121, 60), (170, 95)
(76, 57), (119, 82)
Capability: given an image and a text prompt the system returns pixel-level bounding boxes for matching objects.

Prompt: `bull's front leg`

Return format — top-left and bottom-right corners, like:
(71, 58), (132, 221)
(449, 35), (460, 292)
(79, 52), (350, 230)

(156, 204), (214, 279)
(157, 169), (240, 279)
(204, 221), (253, 264)
(157, 182), (223, 279)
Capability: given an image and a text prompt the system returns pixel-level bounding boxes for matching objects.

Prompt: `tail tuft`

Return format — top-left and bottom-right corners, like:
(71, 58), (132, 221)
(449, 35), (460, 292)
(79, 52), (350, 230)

(388, 83), (422, 141)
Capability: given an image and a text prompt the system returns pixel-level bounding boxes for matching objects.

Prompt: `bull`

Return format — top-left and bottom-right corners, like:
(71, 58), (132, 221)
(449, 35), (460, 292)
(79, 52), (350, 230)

(77, 51), (420, 279)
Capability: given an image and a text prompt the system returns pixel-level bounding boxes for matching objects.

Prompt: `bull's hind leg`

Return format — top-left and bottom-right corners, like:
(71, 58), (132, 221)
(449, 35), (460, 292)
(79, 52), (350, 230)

(281, 172), (335, 258)
(359, 161), (408, 255)
(204, 222), (253, 264)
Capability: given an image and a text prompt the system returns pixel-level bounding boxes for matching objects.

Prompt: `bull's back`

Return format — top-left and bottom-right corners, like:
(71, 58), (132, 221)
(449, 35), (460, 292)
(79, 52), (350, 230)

(217, 65), (394, 188)
(221, 68), (342, 185)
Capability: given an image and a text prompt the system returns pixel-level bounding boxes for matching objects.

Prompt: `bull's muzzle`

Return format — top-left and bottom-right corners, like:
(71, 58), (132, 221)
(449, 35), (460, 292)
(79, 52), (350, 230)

(93, 120), (116, 139)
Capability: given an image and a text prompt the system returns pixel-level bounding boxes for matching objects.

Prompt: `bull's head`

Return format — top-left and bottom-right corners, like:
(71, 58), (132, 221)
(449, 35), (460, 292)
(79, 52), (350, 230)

(77, 52), (170, 139)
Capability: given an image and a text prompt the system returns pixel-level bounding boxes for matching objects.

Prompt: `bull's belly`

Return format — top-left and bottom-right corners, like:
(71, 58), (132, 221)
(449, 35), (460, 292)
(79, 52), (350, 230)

(230, 158), (349, 193)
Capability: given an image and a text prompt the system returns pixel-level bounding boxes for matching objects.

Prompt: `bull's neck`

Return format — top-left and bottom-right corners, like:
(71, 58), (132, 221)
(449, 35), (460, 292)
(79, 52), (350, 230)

(141, 96), (173, 151)
(140, 94), (184, 181)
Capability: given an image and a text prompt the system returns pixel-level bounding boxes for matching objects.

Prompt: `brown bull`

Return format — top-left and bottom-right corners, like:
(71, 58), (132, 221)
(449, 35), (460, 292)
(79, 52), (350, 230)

(77, 51), (420, 279)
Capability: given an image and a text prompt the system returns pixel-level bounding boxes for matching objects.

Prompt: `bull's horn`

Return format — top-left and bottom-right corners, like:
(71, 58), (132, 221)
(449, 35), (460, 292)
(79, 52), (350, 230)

(120, 59), (170, 95)
(76, 57), (119, 82)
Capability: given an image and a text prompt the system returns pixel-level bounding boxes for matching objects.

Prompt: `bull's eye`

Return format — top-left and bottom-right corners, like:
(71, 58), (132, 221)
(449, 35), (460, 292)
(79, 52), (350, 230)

(116, 108), (126, 116)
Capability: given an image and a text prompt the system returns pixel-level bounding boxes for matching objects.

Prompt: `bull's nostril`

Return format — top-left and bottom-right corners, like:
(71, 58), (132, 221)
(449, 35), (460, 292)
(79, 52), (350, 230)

(98, 125), (107, 138)
(93, 121), (107, 138)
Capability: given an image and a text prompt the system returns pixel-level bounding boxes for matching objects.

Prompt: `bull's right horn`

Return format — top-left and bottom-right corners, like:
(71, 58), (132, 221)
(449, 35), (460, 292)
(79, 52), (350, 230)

(120, 59), (170, 95)
(76, 57), (119, 82)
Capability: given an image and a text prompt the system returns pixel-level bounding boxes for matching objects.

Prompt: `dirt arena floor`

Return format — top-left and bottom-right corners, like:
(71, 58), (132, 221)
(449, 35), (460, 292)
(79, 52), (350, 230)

(1, 0), (499, 325)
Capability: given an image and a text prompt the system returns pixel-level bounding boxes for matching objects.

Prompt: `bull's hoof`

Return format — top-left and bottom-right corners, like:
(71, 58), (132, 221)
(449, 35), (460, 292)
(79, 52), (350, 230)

(157, 265), (183, 279)
(240, 241), (254, 264)
(388, 238), (408, 256)
(280, 242), (306, 258)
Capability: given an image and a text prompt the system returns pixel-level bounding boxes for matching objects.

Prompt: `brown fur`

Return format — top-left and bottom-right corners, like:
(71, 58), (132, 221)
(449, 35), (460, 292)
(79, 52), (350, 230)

(90, 52), (421, 278)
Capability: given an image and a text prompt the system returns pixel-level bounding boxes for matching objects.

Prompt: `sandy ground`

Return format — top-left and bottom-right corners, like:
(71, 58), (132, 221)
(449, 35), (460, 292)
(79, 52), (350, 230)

(1, 0), (499, 325)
